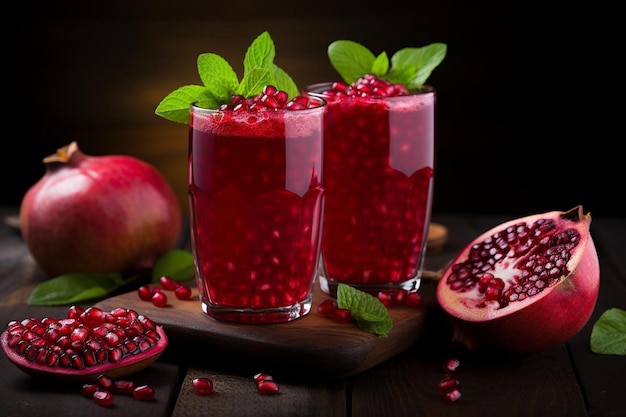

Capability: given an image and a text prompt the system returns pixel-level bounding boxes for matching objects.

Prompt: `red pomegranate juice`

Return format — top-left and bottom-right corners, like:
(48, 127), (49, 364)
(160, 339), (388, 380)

(305, 83), (435, 297)
(188, 102), (325, 323)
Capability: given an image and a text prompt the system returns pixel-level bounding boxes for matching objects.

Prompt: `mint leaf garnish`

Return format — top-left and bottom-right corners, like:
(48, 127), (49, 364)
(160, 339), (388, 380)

(155, 31), (299, 124)
(328, 40), (447, 90)
(337, 283), (393, 337)
(590, 308), (626, 355)
(151, 249), (195, 283)
(27, 273), (126, 306)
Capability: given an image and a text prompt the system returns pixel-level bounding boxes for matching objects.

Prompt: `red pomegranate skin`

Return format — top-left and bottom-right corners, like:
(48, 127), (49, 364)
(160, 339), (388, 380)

(436, 207), (600, 353)
(19, 142), (182, 277)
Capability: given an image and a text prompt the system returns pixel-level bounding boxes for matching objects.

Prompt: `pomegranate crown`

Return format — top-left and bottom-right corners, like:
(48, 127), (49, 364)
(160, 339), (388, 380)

(328, 40), (447, 91)
(155, 31), (299, 124)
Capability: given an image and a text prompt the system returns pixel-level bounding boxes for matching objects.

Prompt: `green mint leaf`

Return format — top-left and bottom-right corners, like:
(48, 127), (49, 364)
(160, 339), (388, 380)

(197, 52), (240, 103)
(155, 85), (218, 124)
(243, 31), (275, 77)
(151, 249), (195, 283)
(156, 31), (300, 123)
(237, 67), (272, 97)
(590, 308), (626, 355)
(371, 52), (390, 77)
(328, 40), (446, 89)
(27, 273), (125, 306)
(337, 283), (393, 337)
(272, 64), (299, 99)
(328, 40), (376, 84)
(387, 43), (447, 89)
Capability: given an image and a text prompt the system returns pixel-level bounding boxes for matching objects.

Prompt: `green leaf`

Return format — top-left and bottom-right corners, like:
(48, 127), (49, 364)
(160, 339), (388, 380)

(337, 283), (393, 337)
(27, 273), (125, 306)
(272, 64), (299, 99)
(197, 53), (240, 103)
(237, 68), (272, 97)
(590, 308), (626, 355)
(328, 40), (446, 90)
(243, 31), (275, 77)
(371, 52), (390, 77)
(387, 43), (447, 89)
(156, 31), (301, 121)
(151, 249), (195, 283)
(328, 40), (376, 84)
(155, 85), (218, 124)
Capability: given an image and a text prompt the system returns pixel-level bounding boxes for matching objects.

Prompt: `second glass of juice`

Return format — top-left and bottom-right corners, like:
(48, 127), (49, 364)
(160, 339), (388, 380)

(305, 82), (435, 298)
(188, 97), (326, 323)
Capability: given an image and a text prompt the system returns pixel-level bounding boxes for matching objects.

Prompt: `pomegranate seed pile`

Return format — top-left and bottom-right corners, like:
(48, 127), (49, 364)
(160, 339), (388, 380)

(4, 305), (163, 371)
(138, 276), (193, 307)
(444, 218), (581, 308)
(82, 373), (155, 407)
(219, 85), (322, 111)
(324, 74), (409, 98)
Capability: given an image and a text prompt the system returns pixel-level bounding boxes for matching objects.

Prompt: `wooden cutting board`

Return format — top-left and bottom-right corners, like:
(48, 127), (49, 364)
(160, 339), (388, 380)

(95, 280), (438, 380)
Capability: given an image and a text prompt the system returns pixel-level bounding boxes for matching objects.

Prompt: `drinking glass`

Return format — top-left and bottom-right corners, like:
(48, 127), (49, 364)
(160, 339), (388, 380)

(188, 98), (326, 323)
(304, 83), (435, 298)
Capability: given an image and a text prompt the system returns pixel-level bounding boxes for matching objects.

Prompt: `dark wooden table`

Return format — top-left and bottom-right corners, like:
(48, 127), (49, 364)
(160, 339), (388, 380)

(1, 205), (624, 417)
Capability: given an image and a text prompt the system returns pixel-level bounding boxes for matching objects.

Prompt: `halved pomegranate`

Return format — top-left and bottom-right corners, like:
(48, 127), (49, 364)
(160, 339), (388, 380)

(436, 206), (600, 353)
(1, 306), (168, 381)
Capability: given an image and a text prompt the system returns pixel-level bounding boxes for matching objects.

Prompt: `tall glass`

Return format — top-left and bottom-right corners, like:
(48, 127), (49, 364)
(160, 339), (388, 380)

(304, 83), (435, 298)
(188, 98), (326, 323)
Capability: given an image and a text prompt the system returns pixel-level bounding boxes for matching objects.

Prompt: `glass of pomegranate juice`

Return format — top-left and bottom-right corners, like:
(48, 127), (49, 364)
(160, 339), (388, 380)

(304, 81), (435, 298)
(188, 96), (326, 323)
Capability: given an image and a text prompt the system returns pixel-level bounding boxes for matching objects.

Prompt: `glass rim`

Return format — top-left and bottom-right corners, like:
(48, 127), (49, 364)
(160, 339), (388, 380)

(303, 81), (435, 97)
(190, 95), (327, 114)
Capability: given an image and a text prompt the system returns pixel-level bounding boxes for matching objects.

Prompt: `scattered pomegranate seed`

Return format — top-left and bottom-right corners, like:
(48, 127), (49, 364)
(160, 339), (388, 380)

(133, 385), (155, 401)
(138, 285), (153, 301)
(253, 373), (273, 383)
(443, 358), (460, 373)
(317, 299), (338, 317)
(175, 285), (193, 300)
(192, 377), (214, 395)
(81, 383), (99, 398)
(159, 276), (178, 291)
(333, 308), (352, 323)
(257, 380), (280, 395)
(96, 374), (113, 390)
(113, 380), (135, 395)
(93, 390), (114, 407)
(405, 292), (423, 308)
(437, 375), (461, 395)
(442, 388), (462, 403)
(151, 291), (168, 307)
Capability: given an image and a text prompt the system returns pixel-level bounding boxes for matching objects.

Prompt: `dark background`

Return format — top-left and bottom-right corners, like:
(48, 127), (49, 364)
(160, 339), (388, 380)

(7, 1), (620, 218)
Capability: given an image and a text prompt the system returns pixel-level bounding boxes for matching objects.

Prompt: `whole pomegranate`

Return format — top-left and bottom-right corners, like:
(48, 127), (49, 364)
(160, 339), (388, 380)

(436, 206), (600, 353)
(19, 142), (182, 277)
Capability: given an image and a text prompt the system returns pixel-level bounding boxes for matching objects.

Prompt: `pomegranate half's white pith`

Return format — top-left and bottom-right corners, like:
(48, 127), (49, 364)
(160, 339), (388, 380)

(436, 206), (600, 353)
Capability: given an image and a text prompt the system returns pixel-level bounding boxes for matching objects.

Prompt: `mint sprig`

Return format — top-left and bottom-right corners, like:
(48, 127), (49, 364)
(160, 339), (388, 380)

(328, 40), (447, 91)
(337, 283), (393, 337)
(155, 31), (299, 124)
(590, 308), (626, 355)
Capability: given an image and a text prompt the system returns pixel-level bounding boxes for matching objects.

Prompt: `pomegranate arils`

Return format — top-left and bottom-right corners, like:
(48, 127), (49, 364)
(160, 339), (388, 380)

(133, 384), (155, 401)
(113, 379), (135, 395)
(317, 299), (338, 317)
(151, 291), (168, 307)
(137, 285), (153, 301)
(444, 357), (461, 373)
(437, 375), (461, 395)
(257, 380), (280, 395)
(192, 377), (214, 395)
(326, 74), (409, 98)
(93, 390), (114, 407)
(174, 285), (192, 300)
(220, 85), (322, 111)
(159, 276), (178, 291)
(82, 382), (99, 398)
(444, 217), (581, 308)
